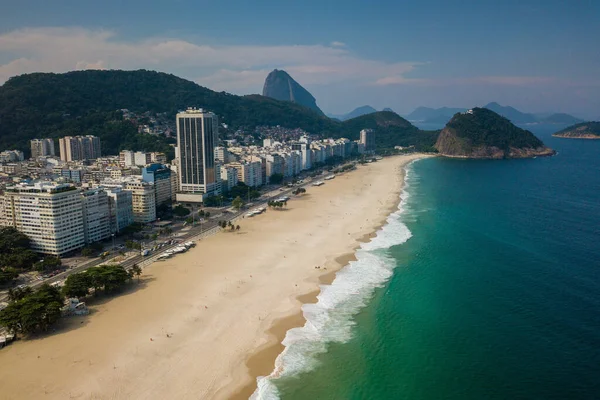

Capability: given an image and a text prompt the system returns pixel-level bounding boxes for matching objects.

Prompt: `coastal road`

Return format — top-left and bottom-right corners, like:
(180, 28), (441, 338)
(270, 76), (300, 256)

(0, 176), (319, 304)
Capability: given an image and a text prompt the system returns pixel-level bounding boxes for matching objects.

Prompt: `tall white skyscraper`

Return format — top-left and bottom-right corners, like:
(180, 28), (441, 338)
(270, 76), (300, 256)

(176, 108), (220, 202)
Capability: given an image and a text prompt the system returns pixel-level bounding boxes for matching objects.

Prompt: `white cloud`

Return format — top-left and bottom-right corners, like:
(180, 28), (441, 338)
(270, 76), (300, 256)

(0, 27), (566, 97)
(0, 27), (426, 93)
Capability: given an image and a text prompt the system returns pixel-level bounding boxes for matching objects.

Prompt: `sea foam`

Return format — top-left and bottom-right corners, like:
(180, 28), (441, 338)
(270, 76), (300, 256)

(251, 164), (417, 400)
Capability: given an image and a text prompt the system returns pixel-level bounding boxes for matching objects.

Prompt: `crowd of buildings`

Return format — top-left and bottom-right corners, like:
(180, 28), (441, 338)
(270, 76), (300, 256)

(0, 107), (375, 256)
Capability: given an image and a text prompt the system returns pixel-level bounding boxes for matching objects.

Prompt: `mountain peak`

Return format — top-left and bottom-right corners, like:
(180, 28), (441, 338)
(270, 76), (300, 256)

(262, 69), (324, 115)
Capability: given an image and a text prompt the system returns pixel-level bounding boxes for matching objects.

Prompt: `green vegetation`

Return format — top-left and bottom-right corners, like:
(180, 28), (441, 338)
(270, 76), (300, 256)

(268, 200), (287, 209)
(130, 264), (143, 282)
(0, 227), (38, 273)
(34, 256), (62, 273)
(120, 222), (145, 237)
(269, 173), (284, 185)
(0, 268), (19, 286)
(203, 195), (224, 207)
(232, 196), (244, 210)
(342, 111), (439, 152)
(0, 70), (440, 156)
(443, 108), (543, 150)
(553, 121), (600, 138)
(292, 187), (306, 195)
(125, 240), (142, 250)
(62, 264), (132, 298)
(0, 284), (64, 335)
(173, 205), (191, 217)
(227, 182), (260, 201)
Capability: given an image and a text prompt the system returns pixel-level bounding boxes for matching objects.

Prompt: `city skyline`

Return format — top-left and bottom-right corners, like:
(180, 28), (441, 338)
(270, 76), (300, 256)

(0, 1), (599, 118)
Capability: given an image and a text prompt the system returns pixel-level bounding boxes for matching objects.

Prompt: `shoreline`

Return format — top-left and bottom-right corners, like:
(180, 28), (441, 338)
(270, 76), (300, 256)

(0, 154), (429, 400)
(227, 157), (422, 399)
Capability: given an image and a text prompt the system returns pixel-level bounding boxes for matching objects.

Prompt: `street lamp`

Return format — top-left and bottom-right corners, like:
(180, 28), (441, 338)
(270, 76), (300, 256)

(111, 233), (115, 250)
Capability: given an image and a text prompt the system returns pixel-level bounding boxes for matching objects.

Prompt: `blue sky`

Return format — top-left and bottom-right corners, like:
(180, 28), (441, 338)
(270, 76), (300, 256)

(1, 0), (598, 117)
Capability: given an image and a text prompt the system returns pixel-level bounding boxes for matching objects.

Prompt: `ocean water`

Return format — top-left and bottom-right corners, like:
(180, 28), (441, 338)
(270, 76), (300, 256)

(253, 128), (600, 400)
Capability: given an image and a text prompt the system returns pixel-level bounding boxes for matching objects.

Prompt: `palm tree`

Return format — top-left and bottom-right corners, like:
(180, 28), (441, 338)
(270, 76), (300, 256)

(131, 264), (142, 282)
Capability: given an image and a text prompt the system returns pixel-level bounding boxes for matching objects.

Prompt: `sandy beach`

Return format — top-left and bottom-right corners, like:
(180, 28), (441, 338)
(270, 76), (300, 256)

(0, 154), (426, 400)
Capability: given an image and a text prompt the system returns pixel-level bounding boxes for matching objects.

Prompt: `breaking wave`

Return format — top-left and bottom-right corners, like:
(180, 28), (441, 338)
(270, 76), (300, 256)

(251, 163), (418, 400)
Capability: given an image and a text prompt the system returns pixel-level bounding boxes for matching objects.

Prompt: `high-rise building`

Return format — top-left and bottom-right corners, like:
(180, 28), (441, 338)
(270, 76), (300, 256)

(142, 163), (172, 205)
(81, 188), (111, 244)
(291, 142), (312, 170)
(30, 139), (55, 159)
(227, 160), (263, 187)
(0, 182), (85, 255)
(220, 165), (239, 192)
(124, 181), (156, 223)
(176, 108), (220, 202)
(59, 135), (101, 161)
(104, 186), (134, 233)
(360, 129), (375, 151)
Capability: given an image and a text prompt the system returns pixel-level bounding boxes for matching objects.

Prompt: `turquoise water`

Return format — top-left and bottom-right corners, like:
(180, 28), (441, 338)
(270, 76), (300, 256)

(255, 129), (600, 400)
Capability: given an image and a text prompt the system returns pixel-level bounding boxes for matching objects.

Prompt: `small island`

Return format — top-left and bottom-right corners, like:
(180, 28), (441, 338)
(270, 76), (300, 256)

(552, 122), (600, 139)
(435, 107), (555, 159)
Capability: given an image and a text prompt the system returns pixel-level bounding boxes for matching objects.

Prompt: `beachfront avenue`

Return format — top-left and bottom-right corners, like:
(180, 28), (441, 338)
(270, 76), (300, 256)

(0, 175), (320, 305)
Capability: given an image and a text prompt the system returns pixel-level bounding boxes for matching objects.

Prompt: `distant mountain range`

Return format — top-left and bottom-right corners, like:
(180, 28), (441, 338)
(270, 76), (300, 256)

(406, 102), (584, 126)
(406, 107), (467, 122)
(327, 105), (396, 121)
(262, 69), (324, 115)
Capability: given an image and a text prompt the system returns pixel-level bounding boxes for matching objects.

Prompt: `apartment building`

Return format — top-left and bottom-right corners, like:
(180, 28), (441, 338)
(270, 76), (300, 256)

(220, 165), (239, 192)
(124, 181), (156, 223)
(226, 160), (263, 187)
(30, 139), (55, 159)
(59, 135), (101, 161)
(142, 163), (172, 205)
(104, 186), (134, 233)
(81, 187), (111, 244)
(0, 182), (85, 255)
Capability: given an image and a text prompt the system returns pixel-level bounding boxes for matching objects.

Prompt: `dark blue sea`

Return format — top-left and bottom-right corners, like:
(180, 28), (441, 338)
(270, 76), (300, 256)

(254, 125), (600, 399)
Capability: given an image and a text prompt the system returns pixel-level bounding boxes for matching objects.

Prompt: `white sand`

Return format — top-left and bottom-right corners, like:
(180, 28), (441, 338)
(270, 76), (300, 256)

(0, 154), (426, 400)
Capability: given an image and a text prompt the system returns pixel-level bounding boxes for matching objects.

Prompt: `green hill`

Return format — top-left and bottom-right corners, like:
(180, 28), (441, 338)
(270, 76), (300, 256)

(435, 108), (554, 158)
(342, 111), (438, 151)
(552, 121), (600, 139)
(0, 69), (436, 157)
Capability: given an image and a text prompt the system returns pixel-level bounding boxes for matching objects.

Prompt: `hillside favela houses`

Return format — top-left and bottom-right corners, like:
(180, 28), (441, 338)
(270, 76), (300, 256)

(0, 107), (368, 257)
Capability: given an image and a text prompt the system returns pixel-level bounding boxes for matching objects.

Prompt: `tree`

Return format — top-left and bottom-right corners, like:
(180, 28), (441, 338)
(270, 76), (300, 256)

(0, 267), (19, 286)
(185, 216), (194, 225)
(34, 256), (62, 273)
(269, 173), (284, 185)
(162, 227), (173, 236)
(62, 273), (91, 298)
(151, 233), (158, 241)
(7, 286), (33, 301)
(0, 284), (64, 335)
(173, 205), (191, 217)
(0, 227), (38, 271)
(130, 264), (142, 282)
(232, 196), (244, 210)
(81, 247), (94, 257)
(236, 225), (240, 231)
(125, 240), (142, 250)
